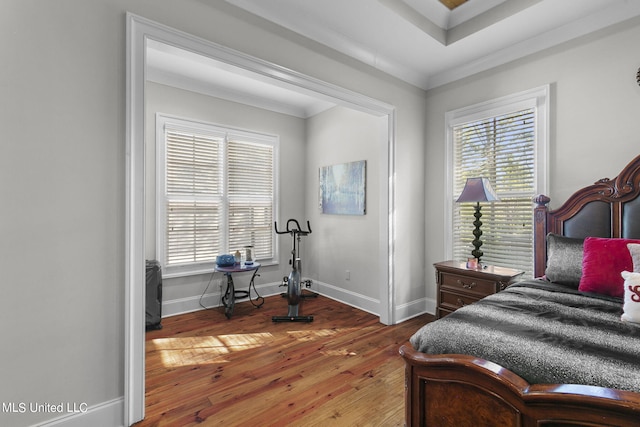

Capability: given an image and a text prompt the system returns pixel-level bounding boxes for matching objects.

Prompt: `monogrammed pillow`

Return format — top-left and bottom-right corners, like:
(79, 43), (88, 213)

(621, 271), (640, 323)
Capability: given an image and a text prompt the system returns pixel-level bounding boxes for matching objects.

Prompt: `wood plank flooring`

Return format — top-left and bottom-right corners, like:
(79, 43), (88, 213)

(136, 293), (433, 426)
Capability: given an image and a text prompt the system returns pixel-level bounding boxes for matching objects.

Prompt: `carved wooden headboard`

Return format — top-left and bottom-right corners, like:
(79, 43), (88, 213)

(533, 154), (640, 277)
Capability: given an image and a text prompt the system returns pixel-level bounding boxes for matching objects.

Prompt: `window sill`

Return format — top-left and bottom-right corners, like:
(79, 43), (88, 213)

(162, 260), (278, 279)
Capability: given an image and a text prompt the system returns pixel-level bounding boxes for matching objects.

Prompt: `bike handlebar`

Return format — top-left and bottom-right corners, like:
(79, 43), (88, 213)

(274, 219), (312, 235)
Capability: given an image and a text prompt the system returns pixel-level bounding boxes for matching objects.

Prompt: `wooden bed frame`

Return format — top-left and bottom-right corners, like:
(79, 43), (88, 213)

(400, 154), (640, 426)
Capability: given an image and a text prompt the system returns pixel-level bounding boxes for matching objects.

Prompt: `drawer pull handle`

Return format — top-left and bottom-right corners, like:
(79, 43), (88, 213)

(457, 298), (466, 307)
(457, 279), (476, 289)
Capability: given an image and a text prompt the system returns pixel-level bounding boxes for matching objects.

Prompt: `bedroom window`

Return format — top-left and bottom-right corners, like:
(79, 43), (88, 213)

(156, 114), (277, 277)
(445, 86), (549, 277)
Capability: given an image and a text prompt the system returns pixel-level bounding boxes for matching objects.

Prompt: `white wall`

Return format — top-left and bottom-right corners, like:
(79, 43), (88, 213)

(305, 106), (382, 307)
(1, 1), (426, 425)
(424, 17), (640, 303)
(1, 2), (126, 426)
(4, 0), (638, 424)
(4, 0), (639, 424)
(145, 86), (391, 318)
(145, 81), (307, 311)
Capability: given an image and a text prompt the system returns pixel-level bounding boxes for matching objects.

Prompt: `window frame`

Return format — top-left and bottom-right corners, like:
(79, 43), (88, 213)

(156, 113), (279, 278)
(444, 85), (549, 277)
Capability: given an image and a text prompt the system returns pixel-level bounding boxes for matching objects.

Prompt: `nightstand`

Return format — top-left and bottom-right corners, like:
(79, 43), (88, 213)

(434, 261), (523, 319)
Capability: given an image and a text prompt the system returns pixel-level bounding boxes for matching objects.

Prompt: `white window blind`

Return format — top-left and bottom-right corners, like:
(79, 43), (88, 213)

(227, 139), (274, 261)
(452, 108), (536, 277)
(165, 129), (223, 267)
(157, 115), (277, 276)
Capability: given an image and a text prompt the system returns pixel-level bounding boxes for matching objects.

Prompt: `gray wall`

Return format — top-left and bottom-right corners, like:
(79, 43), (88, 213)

(305, 106), (382, 302)
(145, 81), (307, 308)
(1, 2), (126, 426)
(424, 17), (640, 304)
(145, 84), (384, 314)
(1, 1), (426, 425)
(4, 0), (638, 424)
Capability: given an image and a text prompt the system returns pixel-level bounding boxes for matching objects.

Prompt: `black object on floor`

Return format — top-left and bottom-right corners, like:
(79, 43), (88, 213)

(145, 260), (163, 330)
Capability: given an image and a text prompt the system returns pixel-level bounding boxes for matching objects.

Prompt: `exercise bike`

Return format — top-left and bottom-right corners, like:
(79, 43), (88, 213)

(272, 219), (316, 322)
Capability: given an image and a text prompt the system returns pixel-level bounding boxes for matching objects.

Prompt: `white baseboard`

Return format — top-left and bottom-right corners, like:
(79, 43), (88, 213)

(311, 281), (436, 323)
(394, 297), (436, 323)
(311, 281), (381, 316)
(34, 397), (123, 427)
(161, 280), (435, 324)
(161, 279), (382, 320)
(161, 281), (284, 318)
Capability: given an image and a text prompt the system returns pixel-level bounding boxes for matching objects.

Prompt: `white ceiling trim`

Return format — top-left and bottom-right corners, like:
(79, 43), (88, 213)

(145, 32), (395, 119)
(222, 0), (640, 90)
(428, 0), (640, 88)
(146, 0), (640, 118)
(381, 0), (541, 45)
(146, 39), (337, 118)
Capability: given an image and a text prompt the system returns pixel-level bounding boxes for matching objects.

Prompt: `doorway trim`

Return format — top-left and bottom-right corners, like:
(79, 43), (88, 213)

(125, 12), (396, 425)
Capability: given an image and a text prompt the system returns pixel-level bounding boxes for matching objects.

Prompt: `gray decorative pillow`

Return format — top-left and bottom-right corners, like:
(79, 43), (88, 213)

(629, 243), (640, 272)
(545, 233), (584, 287)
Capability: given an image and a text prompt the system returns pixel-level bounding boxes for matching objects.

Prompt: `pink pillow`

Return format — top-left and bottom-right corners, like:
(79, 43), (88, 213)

(579, 237), (640, 297)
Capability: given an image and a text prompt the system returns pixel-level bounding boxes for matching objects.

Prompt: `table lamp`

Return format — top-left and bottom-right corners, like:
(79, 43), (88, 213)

(456, 177), (499, 264)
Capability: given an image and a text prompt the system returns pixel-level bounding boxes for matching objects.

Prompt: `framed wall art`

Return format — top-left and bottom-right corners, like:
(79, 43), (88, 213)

(319, 160), (366, 215)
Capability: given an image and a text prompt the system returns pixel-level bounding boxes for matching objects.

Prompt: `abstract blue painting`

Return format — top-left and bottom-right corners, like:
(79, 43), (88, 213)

(319, 160), (366, 215)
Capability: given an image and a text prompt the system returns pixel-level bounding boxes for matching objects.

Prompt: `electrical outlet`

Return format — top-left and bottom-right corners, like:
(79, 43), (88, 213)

(345, 270), (350, 281)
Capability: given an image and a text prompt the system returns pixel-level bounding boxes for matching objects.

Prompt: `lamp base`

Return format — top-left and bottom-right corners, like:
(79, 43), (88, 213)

(471, 202), (484, 263)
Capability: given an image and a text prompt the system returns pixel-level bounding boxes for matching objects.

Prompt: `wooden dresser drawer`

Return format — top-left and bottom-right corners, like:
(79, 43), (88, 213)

(440, 273), (497, 298)
(440, 290), (479, 310)
(434, 261), (523, 319)
(437, 307), (454, 318)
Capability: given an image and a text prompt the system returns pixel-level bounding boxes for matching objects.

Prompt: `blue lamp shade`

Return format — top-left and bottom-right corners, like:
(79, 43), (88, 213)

(456, 177), (499, 203)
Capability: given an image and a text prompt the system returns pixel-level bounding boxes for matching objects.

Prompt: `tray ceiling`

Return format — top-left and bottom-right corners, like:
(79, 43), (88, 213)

(224, 0), (640, 89)
(147, 0), (640, 117)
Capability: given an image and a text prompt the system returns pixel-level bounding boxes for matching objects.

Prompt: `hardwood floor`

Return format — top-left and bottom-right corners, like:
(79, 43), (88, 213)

(136, 293), (433, 426)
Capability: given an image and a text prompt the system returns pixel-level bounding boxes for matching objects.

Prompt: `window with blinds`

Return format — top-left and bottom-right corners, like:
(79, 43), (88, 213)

(227, 140), (274, 261)
(446, 86), (549, 278)
(156, 115), (277, 276)
(165, 129), (223, 267)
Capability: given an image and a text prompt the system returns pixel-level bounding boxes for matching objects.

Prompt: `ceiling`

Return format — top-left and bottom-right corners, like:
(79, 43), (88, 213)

(146, 39), (337, 118)
(147, 0), (640, 118)
(439, 0), (469, 10)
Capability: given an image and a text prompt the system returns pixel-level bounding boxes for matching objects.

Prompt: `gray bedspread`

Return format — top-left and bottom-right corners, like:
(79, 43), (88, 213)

(410, 280), (640, 392)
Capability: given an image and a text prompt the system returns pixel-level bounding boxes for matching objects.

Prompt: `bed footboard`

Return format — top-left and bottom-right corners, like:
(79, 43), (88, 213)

(399, 344), (640, 427)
